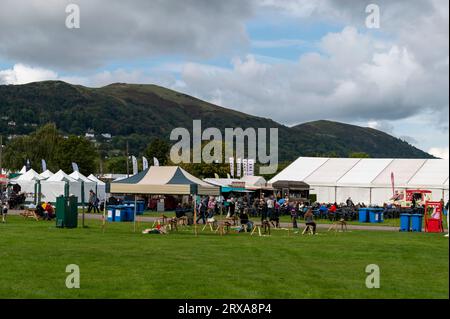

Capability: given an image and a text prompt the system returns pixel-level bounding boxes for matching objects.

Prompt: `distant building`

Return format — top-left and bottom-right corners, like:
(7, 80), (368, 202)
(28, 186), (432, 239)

(101, 133), (112, 139)
(7, 121), (16, 126)
(85, 133), (95, 138)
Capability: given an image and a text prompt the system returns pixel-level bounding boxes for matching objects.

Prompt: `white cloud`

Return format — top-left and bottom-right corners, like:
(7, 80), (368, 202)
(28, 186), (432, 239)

(428, 147), (449, 159)
(0, 64), (58, 84)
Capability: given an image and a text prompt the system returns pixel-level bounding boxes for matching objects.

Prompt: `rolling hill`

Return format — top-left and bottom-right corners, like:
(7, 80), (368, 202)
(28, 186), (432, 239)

(0, 81), (433, 161)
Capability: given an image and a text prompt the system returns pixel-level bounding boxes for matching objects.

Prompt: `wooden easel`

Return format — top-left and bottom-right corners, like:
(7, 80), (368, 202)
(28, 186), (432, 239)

(328, 219), (348, 232)
(251, 220), (271, 236)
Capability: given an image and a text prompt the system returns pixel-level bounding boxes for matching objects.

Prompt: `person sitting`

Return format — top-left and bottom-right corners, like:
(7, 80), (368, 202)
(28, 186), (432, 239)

(42, 202), (55, 220)
(175, 203), (185, 218)
(239, 209), (253, 232)
(304, 208), (317, 234)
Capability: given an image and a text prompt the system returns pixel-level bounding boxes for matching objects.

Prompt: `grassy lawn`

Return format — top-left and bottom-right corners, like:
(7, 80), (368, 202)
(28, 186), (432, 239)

(143, 211), (407, 227)
(0, 215), (448, 299)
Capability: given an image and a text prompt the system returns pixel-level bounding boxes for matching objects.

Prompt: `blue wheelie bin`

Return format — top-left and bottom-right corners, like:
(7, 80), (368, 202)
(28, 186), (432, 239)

(411, 214), (423, 232)
(369, 209), (384, 223)
(107, 206), (116, 222)
(400, 214), (412, 232)
(358, 208), (369, 223)
(114, 205), (127, 222)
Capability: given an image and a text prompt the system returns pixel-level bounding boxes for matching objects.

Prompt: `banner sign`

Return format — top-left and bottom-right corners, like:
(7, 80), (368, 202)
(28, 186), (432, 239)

(236, 158), (242, 178)
(248, 159), (255, 176)
(229, 157), (234, 178)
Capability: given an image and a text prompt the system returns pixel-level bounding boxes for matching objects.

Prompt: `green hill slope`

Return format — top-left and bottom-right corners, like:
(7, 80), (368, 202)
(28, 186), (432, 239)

(0, 81), (433, 161)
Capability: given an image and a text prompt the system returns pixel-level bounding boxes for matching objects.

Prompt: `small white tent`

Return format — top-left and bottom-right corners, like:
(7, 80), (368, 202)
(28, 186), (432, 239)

(11, 169), (44, 202)
(40, 170), (82, 203)
(87, 174), (106, 201)
(70, 171), (97, 202)
(40, 170), (54, 179)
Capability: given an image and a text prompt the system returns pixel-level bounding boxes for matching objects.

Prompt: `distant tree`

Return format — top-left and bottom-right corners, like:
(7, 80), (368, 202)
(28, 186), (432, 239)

(349, 152), (370, 158)
(55, 136), (99, 175)
(144, 138), (170, 166)
(2, 123), (62, 171)
(105, 156), (128, 174)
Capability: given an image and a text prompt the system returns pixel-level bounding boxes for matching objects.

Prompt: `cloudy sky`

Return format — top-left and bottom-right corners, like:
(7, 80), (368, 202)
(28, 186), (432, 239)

(0, 0), (448, 158)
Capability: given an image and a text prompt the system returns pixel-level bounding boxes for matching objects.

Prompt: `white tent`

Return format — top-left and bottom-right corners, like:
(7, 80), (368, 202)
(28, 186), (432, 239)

(40, 170), (54, 179)
(40, 170), (82, 203)
(370, 159), (427, 205)
(11, 169), (44, 202)
(70, 171), (97, 202)
(304, 158), (361, 203)
(270, 157), (449, 205)
(87, 174), (107, 201)
(407, 159), (449, 201)
(240, 176), (267, 189)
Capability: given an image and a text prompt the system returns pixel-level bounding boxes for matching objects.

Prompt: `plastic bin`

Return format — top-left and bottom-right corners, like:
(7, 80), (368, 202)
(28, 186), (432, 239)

(124, 205), (135, 222)
(426, 218), (442, 233)
(369, 209), (384, 223)
(400, 214), (412, 232)
(411, 214), (423, 232)
(358, 208), (369, 223)
(107, 205), (116, 222)
(114, 205), (127, 222)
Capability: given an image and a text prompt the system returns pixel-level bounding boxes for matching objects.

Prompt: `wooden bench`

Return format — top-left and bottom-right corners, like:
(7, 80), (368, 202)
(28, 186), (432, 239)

(328, 219), (348, 232)
(20, 208), (41, 221)
(251, 220), (271, 236)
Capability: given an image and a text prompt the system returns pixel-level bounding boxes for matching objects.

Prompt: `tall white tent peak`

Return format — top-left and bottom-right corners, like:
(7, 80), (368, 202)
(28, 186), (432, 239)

(19, 166), (27, 174)
(69, 171), (92, 183)
(47, 170), (77, 182)
(16, 169), (44, 181)
(40, 170), (54, 179)
(87, 174), (106, 185)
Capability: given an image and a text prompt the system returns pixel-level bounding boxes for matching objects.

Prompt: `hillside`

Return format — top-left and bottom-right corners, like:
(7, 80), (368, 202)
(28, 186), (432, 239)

(0, 81), (433, 161)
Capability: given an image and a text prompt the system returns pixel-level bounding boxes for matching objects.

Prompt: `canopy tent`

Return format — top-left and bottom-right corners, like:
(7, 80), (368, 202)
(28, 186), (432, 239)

(40, 169), (54, 179)
(88, 174), (107, 201)
(40, 170), (82, 203)
(10, 169), (44, 202)
(240, 176), (268, 190)
(270, 157), (449, 205)
(70, 171), (97, 202)
(111, 166), (220, 196)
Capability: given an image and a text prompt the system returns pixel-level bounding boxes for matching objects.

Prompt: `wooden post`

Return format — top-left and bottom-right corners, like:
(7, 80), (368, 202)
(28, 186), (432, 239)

(193, 194), (198, 237)
(134, 194), (137, 233)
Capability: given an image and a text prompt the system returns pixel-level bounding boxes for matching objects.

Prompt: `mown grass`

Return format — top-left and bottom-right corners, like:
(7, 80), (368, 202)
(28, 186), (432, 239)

(0, 215), (448, 299)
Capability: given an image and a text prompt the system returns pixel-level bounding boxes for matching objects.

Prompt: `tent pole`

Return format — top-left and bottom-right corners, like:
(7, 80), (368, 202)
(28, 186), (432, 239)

(81, 181), (85, 228)
(134, 194), (137, 233)
(102, 198), (106, 233)
(193, 194), (198, 237)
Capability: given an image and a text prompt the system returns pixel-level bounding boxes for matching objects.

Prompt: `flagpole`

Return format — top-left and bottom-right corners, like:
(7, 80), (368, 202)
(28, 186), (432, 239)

(134, 194), (137, 233)
(193, 194), (198, 237)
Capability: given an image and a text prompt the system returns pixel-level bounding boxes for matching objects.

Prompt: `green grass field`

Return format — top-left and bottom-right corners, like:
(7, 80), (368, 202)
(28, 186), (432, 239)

(0, 216), (448, 299)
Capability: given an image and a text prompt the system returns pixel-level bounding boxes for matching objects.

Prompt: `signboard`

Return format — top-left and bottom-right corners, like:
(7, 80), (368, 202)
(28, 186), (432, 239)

(231, 181), (246, 189)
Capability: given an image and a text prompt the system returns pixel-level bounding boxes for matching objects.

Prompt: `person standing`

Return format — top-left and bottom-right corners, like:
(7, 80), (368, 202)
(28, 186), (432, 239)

(88, 190), (99, 214)
(266, 196), (274, 221)
(304, 208), (317, 234)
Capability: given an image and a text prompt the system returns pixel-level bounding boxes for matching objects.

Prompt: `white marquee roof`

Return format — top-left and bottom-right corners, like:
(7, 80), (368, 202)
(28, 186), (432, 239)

(270, 157), (449, 189)
(16, 169), (44, 181)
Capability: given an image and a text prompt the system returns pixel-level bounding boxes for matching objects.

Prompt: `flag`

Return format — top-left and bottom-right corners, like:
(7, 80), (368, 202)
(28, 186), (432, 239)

(41, 159), (47, 172)
(132, 156), (138, 175)
(236, 158), (242, 178)
(72, 162), (79, 172)
(226, 173), (231, 179)
(26, 159), (31, 171)
(214, 173), (220, 179)
(248, 159), (255, 176)
(391, 172), (395, 196)
(153, 157), (160, 167)
(242, 159), (248, 177)
(142, 157), (149, 170)
(229, 157), (234, 177)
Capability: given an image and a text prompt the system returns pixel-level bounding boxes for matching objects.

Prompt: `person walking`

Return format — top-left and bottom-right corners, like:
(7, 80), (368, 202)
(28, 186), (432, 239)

(87, 190), (100, 214)
(304, 208), (317, 234)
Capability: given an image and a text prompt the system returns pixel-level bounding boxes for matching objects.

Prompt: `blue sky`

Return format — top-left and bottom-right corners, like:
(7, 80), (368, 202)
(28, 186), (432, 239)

(0, 0), (448, 158)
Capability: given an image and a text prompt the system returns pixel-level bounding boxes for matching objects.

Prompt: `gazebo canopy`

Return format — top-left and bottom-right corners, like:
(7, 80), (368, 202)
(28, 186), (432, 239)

(110, 166), (220, 196)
